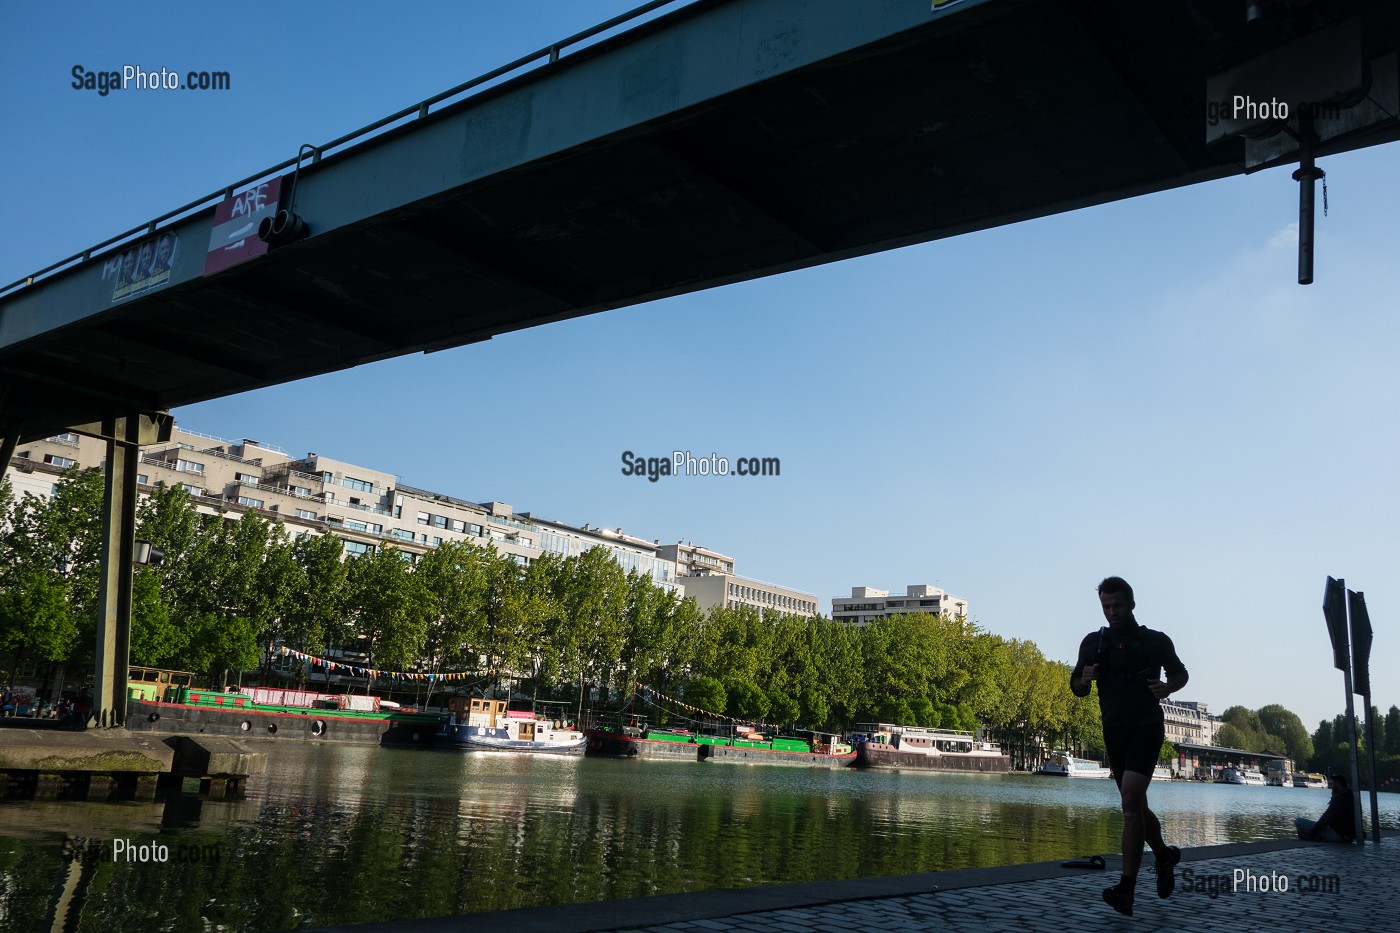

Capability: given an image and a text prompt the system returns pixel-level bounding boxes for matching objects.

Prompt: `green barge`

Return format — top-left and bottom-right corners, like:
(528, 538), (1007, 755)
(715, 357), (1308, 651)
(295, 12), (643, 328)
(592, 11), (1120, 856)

(586, 718), (856, 768)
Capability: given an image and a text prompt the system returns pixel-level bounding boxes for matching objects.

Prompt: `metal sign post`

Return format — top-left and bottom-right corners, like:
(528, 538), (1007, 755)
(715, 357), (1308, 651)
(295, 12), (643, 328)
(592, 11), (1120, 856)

(1348, 590), (1381, 845)
(1323, 576), (1364, 846)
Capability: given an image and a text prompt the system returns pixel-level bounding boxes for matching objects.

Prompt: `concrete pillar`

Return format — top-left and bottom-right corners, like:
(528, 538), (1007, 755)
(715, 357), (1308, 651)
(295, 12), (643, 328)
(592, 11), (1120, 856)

(135, 774), (158, 799)
(93, 415), (141, 729)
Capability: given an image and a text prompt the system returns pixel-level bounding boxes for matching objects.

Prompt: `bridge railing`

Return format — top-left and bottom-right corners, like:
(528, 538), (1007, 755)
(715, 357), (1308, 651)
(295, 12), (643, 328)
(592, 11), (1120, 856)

(0, 0), (691, 300)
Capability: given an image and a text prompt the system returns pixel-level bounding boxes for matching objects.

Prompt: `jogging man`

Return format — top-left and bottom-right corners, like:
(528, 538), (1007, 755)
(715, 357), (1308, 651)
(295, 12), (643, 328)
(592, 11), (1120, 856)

(1071, 576), (1189, 916)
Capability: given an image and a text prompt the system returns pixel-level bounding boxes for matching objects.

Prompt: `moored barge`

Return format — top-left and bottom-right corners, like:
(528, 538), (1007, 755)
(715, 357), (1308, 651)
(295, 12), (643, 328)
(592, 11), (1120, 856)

(854, 724), (1009, 773)
(586, 716), (855, 767)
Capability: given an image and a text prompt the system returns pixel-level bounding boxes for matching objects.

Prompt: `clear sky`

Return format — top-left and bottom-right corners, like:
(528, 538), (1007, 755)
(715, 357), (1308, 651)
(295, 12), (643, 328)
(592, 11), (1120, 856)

(2, 2), (1395, 735)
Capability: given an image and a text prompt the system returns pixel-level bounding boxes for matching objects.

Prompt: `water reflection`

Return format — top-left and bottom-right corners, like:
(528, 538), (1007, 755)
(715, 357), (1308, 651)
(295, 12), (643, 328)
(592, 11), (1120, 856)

(1, 745), (1395, 932)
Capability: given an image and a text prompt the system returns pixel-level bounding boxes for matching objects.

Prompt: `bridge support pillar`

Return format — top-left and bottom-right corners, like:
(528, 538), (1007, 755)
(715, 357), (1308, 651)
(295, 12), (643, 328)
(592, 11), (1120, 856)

(93, 415), (143, 729)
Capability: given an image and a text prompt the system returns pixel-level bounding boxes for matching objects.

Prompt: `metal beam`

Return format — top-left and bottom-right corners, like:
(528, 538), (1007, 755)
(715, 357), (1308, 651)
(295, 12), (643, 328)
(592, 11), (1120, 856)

(70, 411), (173, 447)
(96, 320), (271, 381)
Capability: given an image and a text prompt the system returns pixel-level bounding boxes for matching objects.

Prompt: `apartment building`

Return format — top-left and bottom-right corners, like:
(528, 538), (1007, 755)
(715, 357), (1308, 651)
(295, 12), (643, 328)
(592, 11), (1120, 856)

(831, 584), (969, 626)
(670, 572), (817, 618)
(651, 541), (816, 617)
(1162, 699), (1220, 747)
(2, 425), (689, 588)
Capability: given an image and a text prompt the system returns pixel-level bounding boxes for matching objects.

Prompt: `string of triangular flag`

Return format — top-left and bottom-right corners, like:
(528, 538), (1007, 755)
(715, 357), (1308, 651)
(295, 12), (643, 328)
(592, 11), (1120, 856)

(632, 681), (747, 724)
(274, 645), (492, 682)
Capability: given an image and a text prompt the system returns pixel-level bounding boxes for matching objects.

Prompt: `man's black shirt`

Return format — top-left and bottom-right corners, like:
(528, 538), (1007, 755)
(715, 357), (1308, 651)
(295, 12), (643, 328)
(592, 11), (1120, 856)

(1071, 620), (1188, 727)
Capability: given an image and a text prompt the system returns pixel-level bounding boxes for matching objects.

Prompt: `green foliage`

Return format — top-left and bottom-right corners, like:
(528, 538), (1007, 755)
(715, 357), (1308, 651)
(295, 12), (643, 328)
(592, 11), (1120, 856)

(344, 546), (431, 671)
(1214, 723), (1248, 750)
(685, 676), (727, 717)
(876, 698), (914, 725)
(0, 569), (77, 667)
(1258, 703), (1314, 763)
(130, 567), (184, 665)
(1219, 704), (1292, 755)
(728, 681), (770, 721)
(766, 689), (800, 726)
(179, 613), (260, 684)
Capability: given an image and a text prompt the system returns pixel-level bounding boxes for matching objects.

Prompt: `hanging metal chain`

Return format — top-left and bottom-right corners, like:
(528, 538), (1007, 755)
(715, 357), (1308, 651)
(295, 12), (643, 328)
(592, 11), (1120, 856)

(1322, 176), (1329, 217)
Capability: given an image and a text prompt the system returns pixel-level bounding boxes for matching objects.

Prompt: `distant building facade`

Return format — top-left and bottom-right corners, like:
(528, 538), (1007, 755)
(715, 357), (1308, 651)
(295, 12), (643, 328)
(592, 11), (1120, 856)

(1162, 700), (1220, 747)
(655, 542), (816, 617)
(831, 584), (968, 626)
(1, 426), (835, 607)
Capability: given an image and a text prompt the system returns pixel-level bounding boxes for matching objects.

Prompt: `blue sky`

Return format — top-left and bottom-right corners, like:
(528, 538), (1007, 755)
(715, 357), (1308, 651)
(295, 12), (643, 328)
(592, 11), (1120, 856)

(2, 2), (1395, 734)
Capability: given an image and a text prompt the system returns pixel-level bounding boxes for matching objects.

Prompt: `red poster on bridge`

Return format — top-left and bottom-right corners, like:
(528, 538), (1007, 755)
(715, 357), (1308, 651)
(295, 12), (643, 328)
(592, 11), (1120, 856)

(204, 176), (282, 276)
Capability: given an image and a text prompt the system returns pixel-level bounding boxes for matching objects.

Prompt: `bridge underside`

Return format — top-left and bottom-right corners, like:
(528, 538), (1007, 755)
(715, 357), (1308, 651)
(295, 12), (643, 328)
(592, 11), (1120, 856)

(2, 0), (1397, 439)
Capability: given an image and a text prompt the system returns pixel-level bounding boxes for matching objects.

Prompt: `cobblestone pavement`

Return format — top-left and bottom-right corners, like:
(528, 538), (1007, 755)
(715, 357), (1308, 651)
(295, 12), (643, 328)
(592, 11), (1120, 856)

(600, 841), (1398, 933)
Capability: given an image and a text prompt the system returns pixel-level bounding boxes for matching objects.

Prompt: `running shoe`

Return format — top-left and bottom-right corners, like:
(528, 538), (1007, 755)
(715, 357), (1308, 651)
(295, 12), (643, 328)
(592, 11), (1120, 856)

(1102, 879), (1135, 916)
(1155, 845), (1181, 899)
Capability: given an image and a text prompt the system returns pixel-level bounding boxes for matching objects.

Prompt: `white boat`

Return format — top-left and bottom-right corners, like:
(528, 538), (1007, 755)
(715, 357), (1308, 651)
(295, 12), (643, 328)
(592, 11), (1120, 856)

(855, 725), (1010, 772)
(1153, 765), (1173, 781)
(1293, 772), (1328, 788)
(438, 697), (586, 754)
(1216, 767), (1266, 785)
(1037, 751), (1112, 778)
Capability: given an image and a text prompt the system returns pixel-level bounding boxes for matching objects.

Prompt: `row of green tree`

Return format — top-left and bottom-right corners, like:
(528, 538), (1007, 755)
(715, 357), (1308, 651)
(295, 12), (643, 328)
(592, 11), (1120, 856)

(1308, 706), (1400, 788)
(1, 470), (1116, 744)
(1212, 703), (1400, 787)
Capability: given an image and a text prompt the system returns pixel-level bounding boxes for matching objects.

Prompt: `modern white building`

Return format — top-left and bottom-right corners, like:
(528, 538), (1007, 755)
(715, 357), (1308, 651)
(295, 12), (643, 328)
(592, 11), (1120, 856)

(674, 572), (818, 618)
(654, 541), (817, 618)
(831, 584), (968, 626)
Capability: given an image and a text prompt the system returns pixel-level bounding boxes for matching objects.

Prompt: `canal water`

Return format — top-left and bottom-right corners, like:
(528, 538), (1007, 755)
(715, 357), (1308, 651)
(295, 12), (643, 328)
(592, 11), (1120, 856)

(2, 744), (1396, 932)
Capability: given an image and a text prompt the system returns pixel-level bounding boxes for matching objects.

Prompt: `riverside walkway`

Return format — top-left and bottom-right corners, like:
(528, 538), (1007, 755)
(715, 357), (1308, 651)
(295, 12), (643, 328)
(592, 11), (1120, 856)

(321, 834), (1397, 932)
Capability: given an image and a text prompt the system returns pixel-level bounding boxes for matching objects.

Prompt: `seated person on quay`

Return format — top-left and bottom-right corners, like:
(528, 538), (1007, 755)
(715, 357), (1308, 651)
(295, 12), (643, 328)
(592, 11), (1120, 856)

(1295, 773), (1356, 843)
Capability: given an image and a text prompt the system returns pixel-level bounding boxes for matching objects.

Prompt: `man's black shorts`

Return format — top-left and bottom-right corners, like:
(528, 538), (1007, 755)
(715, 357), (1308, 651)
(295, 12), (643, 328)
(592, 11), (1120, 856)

(1104, 719), (1166, 780)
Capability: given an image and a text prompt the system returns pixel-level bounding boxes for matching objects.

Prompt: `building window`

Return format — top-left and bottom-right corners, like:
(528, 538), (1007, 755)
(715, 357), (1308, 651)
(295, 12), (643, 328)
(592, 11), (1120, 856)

(137, 474), (149, 485)
(43, 455), (76, 468)
(179, 483), (202, 495)
(290, 485), (312, 497)
(342, 540), (375, 557)
(174, 459), (204, 474)
(235, 472), (259, 484)
(391, 528), (414, 541)
(344, 477), (374, 492)
(345, 520), (369, 532)
(432, 515), (447, 529)
(294, 508), (317, 520)
(468, 523), (483, 536)
(432, 536), (443, 547)
(237, 496), (264, 508)
(416, 512), (430, 526)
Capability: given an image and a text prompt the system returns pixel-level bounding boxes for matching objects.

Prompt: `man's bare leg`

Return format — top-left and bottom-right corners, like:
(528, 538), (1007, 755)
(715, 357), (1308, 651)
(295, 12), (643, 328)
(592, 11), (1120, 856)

(1119, 770), (1152, 881)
